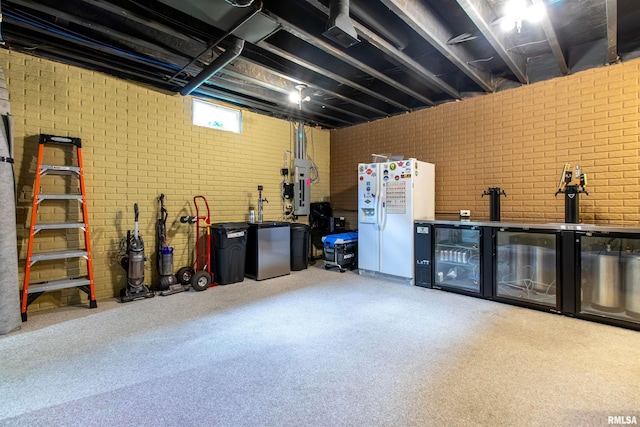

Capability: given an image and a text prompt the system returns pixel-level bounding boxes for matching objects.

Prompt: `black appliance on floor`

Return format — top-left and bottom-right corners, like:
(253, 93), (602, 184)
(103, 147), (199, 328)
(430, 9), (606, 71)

(290, 223), (310, 271)
(309, 202), (345, 260)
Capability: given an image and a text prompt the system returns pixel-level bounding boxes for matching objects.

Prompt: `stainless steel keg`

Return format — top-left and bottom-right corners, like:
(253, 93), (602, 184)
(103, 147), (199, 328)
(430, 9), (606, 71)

(532, 246), (556, 294)
(514, 244), (530, 282)
(592, 253), (623, 312)
(625, 254), (640, 318)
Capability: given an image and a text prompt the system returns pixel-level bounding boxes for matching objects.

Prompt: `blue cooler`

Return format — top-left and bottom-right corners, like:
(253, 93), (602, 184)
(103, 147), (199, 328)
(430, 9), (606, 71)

(322, 232), (358, 272)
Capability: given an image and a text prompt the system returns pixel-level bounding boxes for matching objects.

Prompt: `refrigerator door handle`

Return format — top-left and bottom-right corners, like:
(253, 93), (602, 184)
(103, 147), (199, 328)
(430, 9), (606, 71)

(379, 183), (387, 231)
(375, 192), (382, 229)
(381, 197), (388, 231)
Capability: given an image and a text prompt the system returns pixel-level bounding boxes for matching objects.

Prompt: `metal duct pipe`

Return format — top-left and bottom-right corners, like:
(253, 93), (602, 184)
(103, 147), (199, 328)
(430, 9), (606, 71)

(0, 68), (21, 335)
(179, 38), (245, 96)
(168, 2), (261, 84)
(323, 0), (360, 48)
(329, 0), (349, 20)
(350, 0), (409, 51)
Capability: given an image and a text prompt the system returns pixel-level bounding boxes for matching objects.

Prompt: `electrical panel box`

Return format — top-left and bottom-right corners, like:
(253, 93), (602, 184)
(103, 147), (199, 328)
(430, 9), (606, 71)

(293, 158), (311, 216)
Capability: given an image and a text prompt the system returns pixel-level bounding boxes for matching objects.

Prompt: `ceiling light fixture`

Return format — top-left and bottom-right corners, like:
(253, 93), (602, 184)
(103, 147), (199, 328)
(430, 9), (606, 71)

(289, 91), (301, 104)
(290, 84), (310, 108)
(500, 0), (546, 33)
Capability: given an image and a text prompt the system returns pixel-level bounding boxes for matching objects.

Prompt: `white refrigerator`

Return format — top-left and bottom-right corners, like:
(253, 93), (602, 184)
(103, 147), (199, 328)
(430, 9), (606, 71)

(357, 159), (435, 283)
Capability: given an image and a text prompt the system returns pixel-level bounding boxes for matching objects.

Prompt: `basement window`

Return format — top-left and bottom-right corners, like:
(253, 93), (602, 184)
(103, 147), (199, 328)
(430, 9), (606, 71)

(192, 99), (242, 133)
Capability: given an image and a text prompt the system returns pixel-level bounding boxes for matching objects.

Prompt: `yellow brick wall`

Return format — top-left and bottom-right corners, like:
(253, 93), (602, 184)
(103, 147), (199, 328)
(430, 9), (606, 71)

(2, 49), (330, 312)
(331, 58), (640, 227)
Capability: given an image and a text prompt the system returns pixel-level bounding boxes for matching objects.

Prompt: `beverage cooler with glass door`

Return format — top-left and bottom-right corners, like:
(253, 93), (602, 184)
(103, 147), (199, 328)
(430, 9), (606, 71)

(493, 227), (560, 312)
(574, 231), (640, 330)
(433, 224), (483, 295)
(415, 221), (490, 298)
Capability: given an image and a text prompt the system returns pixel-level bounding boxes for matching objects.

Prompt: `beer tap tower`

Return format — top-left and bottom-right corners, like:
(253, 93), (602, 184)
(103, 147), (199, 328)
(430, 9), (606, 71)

(482, 187), (507, 221)
(555, 163), (588, 223)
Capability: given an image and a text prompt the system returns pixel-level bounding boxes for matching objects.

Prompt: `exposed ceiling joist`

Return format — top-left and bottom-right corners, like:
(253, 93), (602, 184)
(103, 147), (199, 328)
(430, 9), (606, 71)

(380, 0), (493, 93)
(262, 12), (433, 108)
(195, 85), (338, 128)
(198, 80), (342, 127)
(221, 62), (294, 96)
(235, 57), (385, 120)
(351, 25), (443, 103)
(236, 57), (382, 120)
(531, 0), (568, 75)
(229, 59), (369, 121)
(221, 64), (369, 122)
(15, 38), (174, 87)
(304, 0), (458, 101)
(5, 17), (175, 73)
(76, 0), (201, 43)
(456, 0), (528, 84)
(258, 41), (404, 113)
(207, 75), (286, 104)
(9, 0), (196, 73)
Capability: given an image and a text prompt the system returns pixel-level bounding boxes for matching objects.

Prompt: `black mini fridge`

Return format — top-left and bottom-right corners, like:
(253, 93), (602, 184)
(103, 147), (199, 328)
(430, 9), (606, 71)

(415, 221), (491, 298)
(433, 225), (484, 295)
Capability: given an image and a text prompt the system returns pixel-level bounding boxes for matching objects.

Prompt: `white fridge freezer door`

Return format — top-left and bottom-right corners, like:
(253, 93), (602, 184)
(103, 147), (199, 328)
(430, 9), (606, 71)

(358, 163), (381, 272)
(379, 177), (413, 279)
(358, 163), (379, 224)
(357, 221), (380, 272)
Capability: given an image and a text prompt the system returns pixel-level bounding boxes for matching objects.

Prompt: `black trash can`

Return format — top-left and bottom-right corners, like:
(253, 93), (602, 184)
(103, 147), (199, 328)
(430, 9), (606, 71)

(290, 223), (310, 271)
(210, 222), (249, 285)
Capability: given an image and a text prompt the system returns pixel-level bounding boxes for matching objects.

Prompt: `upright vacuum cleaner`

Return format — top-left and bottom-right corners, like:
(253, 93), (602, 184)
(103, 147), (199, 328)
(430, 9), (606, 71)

(156, 194), (187, 296)
(119, 203), (155, 302)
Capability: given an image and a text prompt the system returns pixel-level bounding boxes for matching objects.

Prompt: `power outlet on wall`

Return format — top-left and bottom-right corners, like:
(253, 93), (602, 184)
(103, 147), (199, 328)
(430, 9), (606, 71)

(459, 209), (471, 217)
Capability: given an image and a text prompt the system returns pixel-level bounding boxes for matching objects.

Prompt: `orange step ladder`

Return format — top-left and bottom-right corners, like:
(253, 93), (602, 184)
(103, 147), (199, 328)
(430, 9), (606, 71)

(21, 134), (96, 321)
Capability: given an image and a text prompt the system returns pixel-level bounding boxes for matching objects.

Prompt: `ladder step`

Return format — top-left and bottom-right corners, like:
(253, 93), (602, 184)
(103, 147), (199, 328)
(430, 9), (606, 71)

(31, 249), (89, 264)
(34, 223), (86, 232)
(38, 194), (84, 202)
(40, 134), (82, 147)
(27, 276), (91, 293)
(40, 165), (80, 176)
